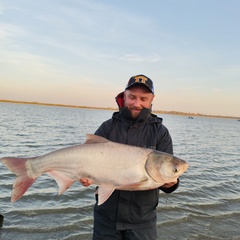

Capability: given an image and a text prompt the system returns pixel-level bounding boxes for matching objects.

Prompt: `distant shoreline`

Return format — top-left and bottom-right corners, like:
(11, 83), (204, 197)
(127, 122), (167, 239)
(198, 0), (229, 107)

(1, 99), (239, 119)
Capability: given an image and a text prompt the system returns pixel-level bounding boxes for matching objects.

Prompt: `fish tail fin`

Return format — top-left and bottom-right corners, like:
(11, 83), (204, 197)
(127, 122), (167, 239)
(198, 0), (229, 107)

(1, 157), (37, 203)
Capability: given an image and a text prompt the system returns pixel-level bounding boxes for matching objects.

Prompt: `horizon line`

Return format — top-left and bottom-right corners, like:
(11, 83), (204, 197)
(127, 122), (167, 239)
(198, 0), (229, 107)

(0, 99), (239, 119)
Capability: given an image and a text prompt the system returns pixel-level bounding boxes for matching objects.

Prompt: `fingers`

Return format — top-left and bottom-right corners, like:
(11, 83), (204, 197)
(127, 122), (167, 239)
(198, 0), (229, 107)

(161, 181), (177, 188)
(80, 178), (92, 187)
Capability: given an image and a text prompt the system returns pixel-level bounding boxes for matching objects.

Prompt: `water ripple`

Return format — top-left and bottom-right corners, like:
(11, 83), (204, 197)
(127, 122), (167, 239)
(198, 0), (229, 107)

(1, 103), (240, 240)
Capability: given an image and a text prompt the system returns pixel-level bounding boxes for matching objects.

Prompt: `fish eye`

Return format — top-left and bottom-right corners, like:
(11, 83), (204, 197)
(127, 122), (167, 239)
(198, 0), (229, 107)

(173, 168), (178, 173)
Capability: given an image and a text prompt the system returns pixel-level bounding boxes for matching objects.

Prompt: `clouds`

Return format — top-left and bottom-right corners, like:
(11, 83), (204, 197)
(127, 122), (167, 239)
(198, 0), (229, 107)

(0, 23), (27, 41)
(0, 0), (240, 117)
(119, 54), (161, 63)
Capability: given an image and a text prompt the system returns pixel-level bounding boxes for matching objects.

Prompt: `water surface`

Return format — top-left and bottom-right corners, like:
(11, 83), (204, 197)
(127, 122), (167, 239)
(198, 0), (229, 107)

(0, 103), (239, 240)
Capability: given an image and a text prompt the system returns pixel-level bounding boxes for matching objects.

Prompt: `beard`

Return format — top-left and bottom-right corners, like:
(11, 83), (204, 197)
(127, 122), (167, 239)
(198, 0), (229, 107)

(128, 107), (142, 119)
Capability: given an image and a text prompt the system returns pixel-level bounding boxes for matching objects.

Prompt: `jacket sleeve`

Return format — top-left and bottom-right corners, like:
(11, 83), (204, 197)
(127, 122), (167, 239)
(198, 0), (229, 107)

(156, 124), (179, 193)
(94, 119), (113, 139)
(156, 124), (173, 155)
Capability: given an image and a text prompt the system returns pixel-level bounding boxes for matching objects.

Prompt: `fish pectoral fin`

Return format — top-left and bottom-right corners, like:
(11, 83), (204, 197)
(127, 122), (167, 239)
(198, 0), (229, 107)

(97, 185), (115, 206)
(47, 171), (74, 195)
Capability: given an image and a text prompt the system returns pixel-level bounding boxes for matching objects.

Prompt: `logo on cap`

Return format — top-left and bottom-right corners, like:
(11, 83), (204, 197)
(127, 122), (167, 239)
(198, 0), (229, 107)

(133, 75), (148, 84)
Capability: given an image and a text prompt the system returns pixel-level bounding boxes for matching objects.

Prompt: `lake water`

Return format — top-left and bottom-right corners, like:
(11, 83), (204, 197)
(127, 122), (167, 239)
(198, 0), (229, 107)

(0, 102), (239, 240)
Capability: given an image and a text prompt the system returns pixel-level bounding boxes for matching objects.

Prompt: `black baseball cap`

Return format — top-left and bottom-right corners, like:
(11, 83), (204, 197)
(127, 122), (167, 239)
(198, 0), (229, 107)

(125, 74), (154, 94)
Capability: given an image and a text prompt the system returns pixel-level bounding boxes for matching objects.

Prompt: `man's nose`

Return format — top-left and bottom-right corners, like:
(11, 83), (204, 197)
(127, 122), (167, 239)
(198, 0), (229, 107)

(133, 98), (141, 108)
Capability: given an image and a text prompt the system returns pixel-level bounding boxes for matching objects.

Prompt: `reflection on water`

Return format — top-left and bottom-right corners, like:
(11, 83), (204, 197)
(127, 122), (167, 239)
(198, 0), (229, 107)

(0, 103), (240, 240)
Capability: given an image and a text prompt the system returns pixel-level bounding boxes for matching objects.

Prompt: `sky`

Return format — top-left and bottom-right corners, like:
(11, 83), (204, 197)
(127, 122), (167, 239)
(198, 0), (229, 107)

(0, 0), (240, 117)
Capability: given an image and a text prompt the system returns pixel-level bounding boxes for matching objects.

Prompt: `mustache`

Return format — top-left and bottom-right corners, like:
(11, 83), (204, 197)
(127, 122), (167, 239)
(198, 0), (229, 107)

(130, 107), (142, 110)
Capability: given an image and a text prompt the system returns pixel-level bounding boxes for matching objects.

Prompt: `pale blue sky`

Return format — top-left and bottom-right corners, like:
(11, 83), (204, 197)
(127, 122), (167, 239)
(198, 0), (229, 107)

(0, 0), (239, 117)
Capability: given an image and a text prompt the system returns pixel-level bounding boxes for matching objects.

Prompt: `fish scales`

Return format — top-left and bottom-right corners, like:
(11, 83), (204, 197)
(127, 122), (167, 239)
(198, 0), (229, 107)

(0, 134), (189, 205)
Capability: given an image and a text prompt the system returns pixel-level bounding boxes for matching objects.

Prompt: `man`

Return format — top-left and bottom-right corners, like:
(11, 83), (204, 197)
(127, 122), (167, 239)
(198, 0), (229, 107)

(81, 74), (179, 240)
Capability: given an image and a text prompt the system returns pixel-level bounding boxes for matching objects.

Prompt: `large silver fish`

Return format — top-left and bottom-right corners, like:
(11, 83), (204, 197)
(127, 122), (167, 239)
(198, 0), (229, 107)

(0, 134), (189, 205)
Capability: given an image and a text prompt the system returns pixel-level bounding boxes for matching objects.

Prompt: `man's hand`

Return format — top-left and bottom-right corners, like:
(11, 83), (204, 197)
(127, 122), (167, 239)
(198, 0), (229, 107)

(80, 178), (92, 187)
(161, 180), (178, 188)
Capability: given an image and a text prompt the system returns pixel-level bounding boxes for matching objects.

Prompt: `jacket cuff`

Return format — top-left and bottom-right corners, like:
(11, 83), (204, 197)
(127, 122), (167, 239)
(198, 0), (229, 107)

(159, 178), (179, 194)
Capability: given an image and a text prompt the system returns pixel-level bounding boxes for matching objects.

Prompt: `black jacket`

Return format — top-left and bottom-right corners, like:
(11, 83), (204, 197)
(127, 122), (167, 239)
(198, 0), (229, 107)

(93, 94), (179, 231)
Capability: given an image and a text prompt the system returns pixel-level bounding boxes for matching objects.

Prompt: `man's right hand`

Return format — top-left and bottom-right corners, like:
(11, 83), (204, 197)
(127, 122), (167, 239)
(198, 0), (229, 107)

(80, 178), (92, 187)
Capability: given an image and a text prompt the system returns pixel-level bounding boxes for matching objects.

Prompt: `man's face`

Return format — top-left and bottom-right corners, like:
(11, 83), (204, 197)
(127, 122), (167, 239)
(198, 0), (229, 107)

(124, 85), (155, 119)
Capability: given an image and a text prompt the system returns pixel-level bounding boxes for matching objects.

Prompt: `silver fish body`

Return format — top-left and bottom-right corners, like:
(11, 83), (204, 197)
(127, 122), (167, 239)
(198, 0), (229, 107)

(1, 134), (189, 205)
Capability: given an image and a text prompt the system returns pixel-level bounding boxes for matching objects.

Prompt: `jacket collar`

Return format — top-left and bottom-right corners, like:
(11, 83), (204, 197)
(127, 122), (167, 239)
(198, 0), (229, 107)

(115, 91), (124, 108)
(115, 91), (152, 123)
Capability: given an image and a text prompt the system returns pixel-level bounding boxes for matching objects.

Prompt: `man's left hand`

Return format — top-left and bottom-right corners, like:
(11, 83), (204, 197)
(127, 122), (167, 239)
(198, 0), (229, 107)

(161, 180), (178, 188)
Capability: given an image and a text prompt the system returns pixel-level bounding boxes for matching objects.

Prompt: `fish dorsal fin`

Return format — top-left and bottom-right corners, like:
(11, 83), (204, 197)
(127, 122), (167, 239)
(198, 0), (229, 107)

(97, 185), (115, 205)
(85, 134), (109, 144)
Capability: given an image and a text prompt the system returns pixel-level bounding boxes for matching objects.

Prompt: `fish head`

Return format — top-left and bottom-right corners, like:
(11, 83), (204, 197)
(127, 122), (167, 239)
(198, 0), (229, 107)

(145, 151), (189, 183)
